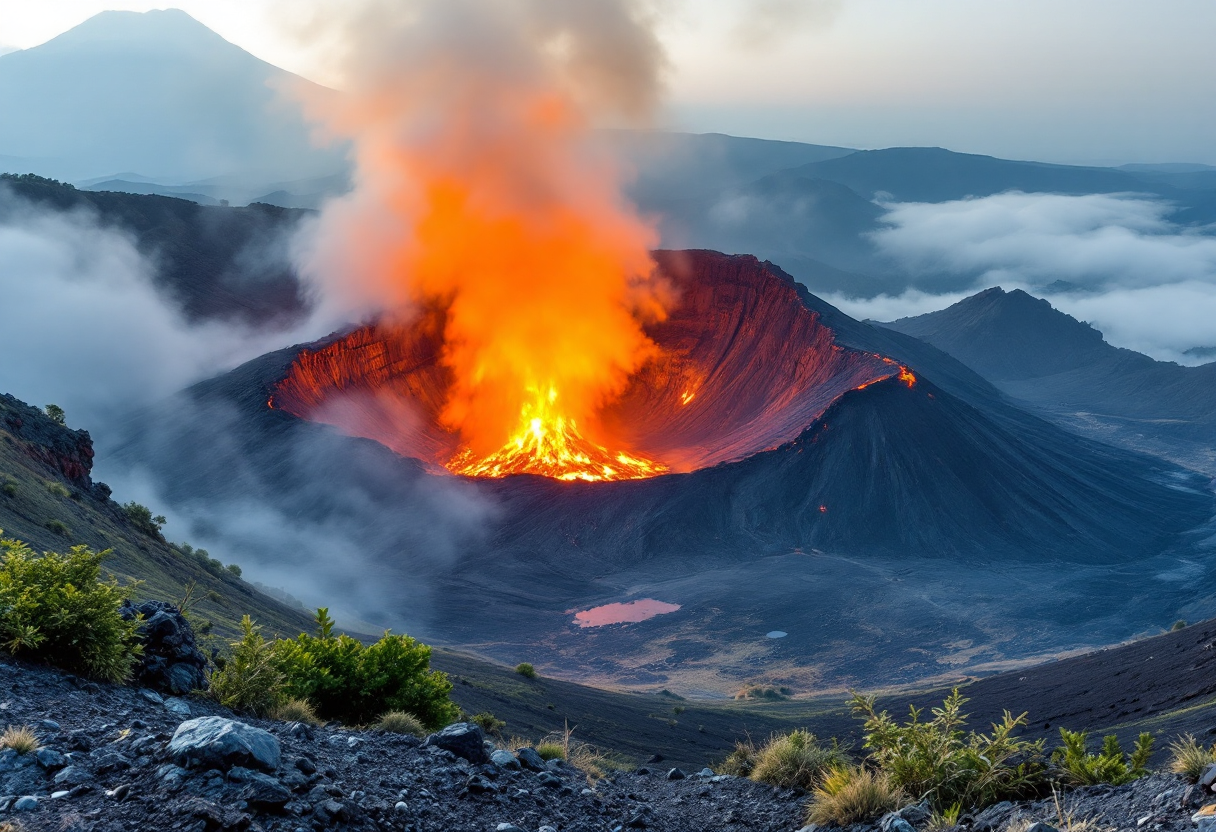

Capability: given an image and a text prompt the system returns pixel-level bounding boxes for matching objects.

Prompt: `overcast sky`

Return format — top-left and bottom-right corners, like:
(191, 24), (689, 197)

(2, 0), (1214, 166)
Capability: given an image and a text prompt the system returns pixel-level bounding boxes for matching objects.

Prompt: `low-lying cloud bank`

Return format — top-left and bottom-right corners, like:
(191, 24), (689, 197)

(825, 191), (1216, 364)
(0, 188), (327, 428)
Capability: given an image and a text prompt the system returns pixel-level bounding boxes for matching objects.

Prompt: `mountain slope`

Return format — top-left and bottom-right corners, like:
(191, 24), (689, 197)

(884, 288), (1216, 473)
(0, 9), (345, 182)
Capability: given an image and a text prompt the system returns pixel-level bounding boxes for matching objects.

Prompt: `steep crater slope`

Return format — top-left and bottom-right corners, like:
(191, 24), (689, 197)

(112, 251), (1216, 693)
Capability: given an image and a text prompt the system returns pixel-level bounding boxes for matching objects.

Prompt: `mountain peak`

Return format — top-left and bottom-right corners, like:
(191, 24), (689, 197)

(35, 9), (231, 53)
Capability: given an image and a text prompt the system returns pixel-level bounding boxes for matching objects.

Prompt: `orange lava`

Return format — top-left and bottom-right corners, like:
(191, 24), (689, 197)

(446, 386), (666, 481)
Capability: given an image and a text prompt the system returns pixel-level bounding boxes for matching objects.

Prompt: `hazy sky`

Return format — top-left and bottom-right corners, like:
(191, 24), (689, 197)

(1, 0), (1214, 165)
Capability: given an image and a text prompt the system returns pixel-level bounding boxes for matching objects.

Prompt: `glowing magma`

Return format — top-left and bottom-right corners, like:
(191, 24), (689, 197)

(271, 252), (911, 477)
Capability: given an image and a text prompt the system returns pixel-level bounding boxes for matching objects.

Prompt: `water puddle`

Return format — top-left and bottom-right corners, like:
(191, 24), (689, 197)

(766, 631), (788, 639)
(574, 598), (681, 627)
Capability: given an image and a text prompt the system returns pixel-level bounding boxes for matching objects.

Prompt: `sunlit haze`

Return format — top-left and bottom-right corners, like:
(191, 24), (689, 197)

(3, 0), (1215, 164)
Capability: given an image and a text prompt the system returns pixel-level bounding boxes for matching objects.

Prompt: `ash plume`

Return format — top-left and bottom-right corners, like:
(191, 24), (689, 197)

(287, 0), (673, 461)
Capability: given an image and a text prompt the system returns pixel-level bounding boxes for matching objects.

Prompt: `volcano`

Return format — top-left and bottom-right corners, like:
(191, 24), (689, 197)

(116, 250), (1216, 693)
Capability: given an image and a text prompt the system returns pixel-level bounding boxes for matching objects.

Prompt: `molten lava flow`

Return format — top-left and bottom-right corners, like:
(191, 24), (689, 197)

(447, 387), (666, 482)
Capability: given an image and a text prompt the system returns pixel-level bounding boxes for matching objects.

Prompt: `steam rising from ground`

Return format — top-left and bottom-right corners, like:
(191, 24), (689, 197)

(291, 0), (671, 459)
(0, 189), (319, 426)
(826, 192), (1216, 363)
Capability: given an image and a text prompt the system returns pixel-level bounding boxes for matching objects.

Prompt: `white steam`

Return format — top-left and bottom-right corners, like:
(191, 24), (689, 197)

(825, 191), (1216, 363)
(0, 189), (328, 428)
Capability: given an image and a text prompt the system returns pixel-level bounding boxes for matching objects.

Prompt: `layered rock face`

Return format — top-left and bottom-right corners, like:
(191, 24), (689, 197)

(0, 394), (97, 488)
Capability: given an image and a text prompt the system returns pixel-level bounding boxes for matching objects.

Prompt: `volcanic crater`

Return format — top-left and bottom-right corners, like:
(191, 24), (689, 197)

(270, 250), (911, 477)
(120, 249), (1216, 694)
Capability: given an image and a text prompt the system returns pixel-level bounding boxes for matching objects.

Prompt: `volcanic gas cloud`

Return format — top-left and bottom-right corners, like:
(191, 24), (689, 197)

(287, 1), (909, 481)
(292, 0), (672, 481)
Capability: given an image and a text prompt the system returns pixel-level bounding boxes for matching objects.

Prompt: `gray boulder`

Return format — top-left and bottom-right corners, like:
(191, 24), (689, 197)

(490, 749), (522, 770)
(168, 716), (280, 773)
(422, 723), (489, 765)
(229, 767), (292, 807)
(516, 746), (547, 772)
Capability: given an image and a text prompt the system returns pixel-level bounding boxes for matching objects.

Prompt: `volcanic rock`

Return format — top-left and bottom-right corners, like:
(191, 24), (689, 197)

(422, 722), (489, 764)
(168, 716), (281, 772)
(120, 599), (210, 695)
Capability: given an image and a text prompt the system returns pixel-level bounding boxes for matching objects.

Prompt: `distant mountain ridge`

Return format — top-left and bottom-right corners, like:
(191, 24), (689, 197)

(884, 287), (1216, 473)
(0, 9), (346, 183)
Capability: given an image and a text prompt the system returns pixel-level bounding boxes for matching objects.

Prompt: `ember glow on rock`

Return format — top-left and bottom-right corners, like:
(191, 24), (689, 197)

(574, 599), (681, 627)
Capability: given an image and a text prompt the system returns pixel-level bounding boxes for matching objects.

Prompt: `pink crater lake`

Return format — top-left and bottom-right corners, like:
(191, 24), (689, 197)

(573, 599), (682, 628)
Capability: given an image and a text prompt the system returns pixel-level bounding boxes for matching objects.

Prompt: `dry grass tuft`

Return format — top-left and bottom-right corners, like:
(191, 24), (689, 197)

(267, 697), (323, 727)
(808, 766), (906, 826)
(373, 711), (427, 737)
(716, 738), (758, 777)
(0, 725), (40, 754)
(750, 729), (848, 791)
(1168, 734), (1216, 782)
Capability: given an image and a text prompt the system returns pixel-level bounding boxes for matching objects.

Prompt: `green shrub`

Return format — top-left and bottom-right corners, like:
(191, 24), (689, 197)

(1, 480), (17, 498)
(0, 725), (41, 754)
(515, 662), (537, 678)
(45, 482), (70, 498)
(852, 689), (1047, 812)
(1053, 729), (1153, 786)
(43, 405), (66, 426)
(273, 608), (459, 730)
(209, 616), (283, 716)
(122, 502), (166, 538)
(808, 765), (906, 826)
(716, 739), (758, 776)
(43, 520), (69, 536)
(1168, 734), (1216, 781)
(374, 711), (427, 737)
(749, 729), (849, 790)
(268, 697), (323, 726)
(472, 711), (506, 735)
(0, 533), (141, 682)
(1171, 620), (1187, 631)
(735, 683), (793, 701)
(226, 563), (242, 578)
(536, 741), (566, 761)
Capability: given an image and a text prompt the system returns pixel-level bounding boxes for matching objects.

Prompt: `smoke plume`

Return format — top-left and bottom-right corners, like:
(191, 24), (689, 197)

(290, 0), (671, 459)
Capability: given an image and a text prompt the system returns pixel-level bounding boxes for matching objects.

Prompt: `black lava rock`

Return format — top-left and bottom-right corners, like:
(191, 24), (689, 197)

(119, 599), (209, 695)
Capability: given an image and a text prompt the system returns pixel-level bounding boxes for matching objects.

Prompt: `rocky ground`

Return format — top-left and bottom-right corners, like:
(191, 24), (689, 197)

(2, 657), (1215, 832)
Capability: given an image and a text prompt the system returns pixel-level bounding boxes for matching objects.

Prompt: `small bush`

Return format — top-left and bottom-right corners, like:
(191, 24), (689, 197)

(716, 739), (758, 776)
(43, 519), (69, 536)
(268, 698), (323, 726)
(749, 729), (849, 790)
(1, 480), (17, 498)
(374, 711), (427, 737)
(1171, 620), (1187, 631)
(0, 534), (141, 682)
(1168, 734), (1216, 781)
(852, 689), (1047, 812)
(472, 711), (506, 735)
(536, 742), (566, 761)
(45, 482), (70, 498)
(735, 683), (793, 701)
(226, 563), (242, 578)
(122, 501), (166, 538)
(209, 616), (284, 716)
(44, 404), (66, 426)
(273, 608), (459, 730)
(808, 766), (906, 826)
(1053, 729), (1153, 787)
(515, 662), (537, 678)
(0, 725), (41, 754)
